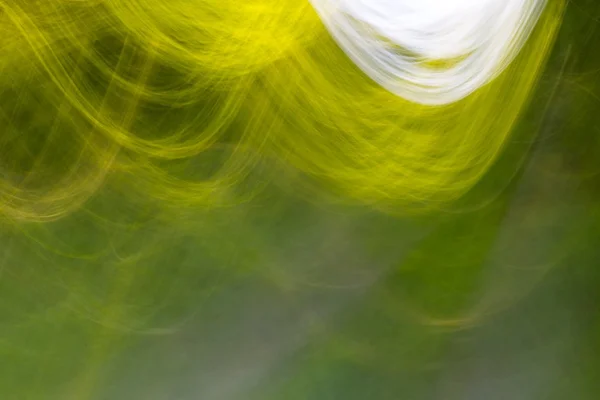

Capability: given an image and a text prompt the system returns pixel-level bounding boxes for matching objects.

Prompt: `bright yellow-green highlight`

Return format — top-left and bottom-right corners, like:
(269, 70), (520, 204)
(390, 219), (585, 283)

(0, 0), (565, 222)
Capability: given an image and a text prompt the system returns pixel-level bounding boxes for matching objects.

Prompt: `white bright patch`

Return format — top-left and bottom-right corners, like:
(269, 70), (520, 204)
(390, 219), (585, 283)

(310, 0), (547, 105)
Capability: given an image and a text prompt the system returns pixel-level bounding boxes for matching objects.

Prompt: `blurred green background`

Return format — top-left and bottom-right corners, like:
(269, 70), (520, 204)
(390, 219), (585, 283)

(1, 1), (600, 399)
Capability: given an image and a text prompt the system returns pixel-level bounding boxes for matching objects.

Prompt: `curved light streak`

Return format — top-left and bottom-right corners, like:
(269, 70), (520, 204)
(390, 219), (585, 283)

(310, 0), (548, 105)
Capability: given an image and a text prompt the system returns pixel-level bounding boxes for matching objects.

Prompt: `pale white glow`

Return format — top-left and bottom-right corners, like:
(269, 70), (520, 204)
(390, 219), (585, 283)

(310, 0), (547, 105)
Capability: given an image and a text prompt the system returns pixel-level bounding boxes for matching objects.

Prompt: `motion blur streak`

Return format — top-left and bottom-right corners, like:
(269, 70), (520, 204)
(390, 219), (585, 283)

(0, 0), (563, 219)
(310, 0), (547, 105)
(3, 2), (600, 400)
